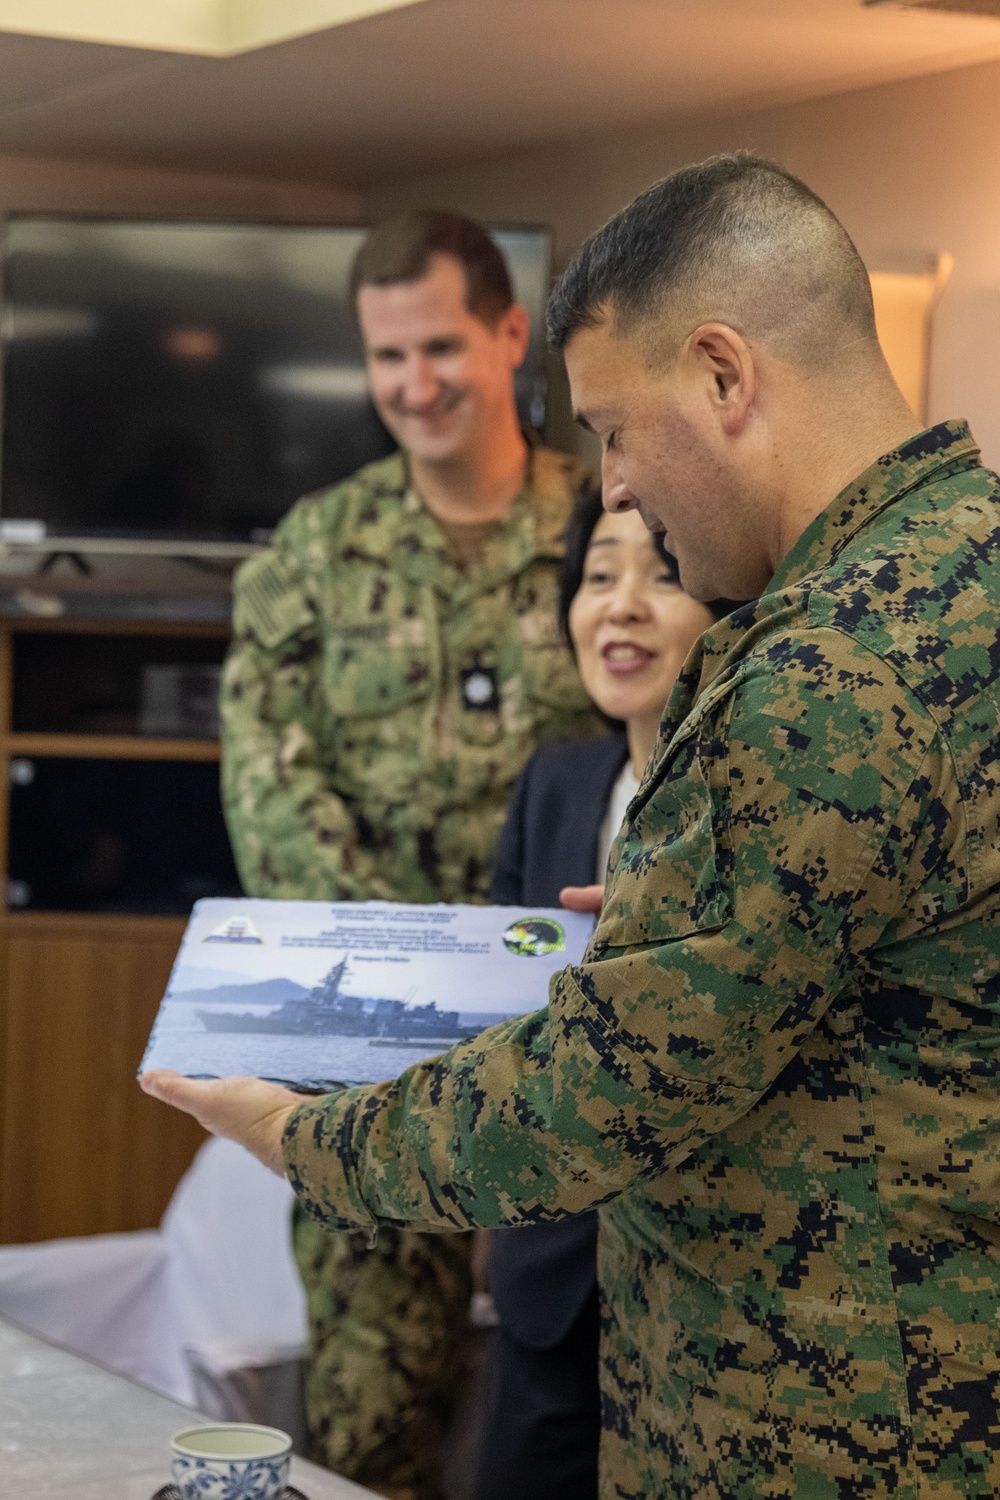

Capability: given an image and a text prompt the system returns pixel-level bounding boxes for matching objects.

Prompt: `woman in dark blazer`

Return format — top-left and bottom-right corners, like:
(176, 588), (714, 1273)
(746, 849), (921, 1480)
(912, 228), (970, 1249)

(475, 486), (736, 1500)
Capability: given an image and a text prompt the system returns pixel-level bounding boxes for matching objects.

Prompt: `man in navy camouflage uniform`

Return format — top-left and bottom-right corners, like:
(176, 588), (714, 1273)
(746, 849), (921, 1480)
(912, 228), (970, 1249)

(220, 212), (596, 1500)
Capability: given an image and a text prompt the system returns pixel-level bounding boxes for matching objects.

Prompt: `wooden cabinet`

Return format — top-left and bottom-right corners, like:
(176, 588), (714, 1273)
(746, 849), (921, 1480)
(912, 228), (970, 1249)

(0, 615), (236, 1244)
(0, 912), (206, 1242)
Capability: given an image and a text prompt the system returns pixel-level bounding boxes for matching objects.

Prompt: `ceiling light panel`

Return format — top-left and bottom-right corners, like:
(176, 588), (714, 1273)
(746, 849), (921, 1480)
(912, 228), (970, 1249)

(0, 0), (427, 55)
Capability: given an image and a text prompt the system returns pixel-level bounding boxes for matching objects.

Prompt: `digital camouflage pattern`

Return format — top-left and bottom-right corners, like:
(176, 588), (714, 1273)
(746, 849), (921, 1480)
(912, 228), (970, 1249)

(283, 422), (1000, 1499)
(220, 444), (598, 904)
(221, 444), (597, 1498)
(294, 1214), (471, 1499)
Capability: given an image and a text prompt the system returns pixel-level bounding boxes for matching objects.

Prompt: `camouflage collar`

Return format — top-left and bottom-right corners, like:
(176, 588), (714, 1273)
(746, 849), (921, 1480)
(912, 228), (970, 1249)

(652, 420), (984, 736)
(352, 446), (583, 598)
(764, 420), (981, 599)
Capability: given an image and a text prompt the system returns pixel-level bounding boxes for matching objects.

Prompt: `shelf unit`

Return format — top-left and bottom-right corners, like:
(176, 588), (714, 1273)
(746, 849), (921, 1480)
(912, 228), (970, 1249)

(3, 734), (221, 760)
(0, 613), (230, 1244)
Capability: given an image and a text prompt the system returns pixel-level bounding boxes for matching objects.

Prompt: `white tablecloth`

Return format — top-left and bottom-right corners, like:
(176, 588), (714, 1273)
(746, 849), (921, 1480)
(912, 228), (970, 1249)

(0, 1315), (372, 1500)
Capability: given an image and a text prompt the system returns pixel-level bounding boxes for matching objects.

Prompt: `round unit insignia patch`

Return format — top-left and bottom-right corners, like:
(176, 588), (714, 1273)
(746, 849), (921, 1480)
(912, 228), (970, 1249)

(502, 917), (567, 957)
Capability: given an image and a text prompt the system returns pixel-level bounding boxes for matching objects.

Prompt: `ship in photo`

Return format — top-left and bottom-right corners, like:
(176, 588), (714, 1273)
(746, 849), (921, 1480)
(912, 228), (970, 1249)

(196, 956), (479, 1040)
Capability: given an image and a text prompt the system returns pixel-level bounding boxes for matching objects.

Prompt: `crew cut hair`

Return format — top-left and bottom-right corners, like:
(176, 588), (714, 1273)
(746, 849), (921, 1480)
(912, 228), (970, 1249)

(350, 210), (514, 326)
(546, 153), (877, 364)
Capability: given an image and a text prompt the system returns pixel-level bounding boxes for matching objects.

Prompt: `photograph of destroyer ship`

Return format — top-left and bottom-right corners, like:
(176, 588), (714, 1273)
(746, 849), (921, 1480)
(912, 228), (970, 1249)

(197, 955), (483, 1046)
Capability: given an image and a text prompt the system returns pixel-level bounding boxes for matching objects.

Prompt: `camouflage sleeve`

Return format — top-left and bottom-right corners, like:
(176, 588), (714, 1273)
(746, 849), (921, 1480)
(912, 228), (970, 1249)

(282, 628), (946, 1235)
(220, 525), (393, 902)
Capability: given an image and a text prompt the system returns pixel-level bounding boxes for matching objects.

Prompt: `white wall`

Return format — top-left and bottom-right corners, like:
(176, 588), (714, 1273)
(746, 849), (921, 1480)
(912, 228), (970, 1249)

(368, 58), (1000, 470)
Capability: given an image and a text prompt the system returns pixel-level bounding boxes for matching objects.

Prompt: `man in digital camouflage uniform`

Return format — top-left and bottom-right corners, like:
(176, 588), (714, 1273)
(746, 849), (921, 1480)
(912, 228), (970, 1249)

(148, 155), (1000, 1499)
(219, 211), (596, 1500)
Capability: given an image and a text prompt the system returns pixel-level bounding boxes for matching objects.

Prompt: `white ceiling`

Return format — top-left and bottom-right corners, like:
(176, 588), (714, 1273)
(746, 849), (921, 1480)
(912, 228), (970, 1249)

(0, 0), (998, 186)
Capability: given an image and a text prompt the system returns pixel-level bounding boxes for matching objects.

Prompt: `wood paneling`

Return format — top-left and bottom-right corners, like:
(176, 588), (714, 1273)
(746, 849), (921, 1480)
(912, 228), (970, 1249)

(4, 733), (220, 761)
(0, 893), (207, 1243)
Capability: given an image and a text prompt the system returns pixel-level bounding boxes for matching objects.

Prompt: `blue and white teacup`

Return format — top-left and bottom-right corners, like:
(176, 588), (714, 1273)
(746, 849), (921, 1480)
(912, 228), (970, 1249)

(170, 1423), (292, 1499)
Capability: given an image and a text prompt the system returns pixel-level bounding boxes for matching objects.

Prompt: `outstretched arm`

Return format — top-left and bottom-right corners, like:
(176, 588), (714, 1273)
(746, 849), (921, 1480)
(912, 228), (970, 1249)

(274, 638), (938, 1238)
(151, 634), (942, 1243)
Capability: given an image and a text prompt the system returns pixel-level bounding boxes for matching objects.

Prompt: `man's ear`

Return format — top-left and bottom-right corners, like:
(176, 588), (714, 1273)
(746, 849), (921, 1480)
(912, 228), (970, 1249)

(686, 322), (755, 437)
(502, 303), (531, 370)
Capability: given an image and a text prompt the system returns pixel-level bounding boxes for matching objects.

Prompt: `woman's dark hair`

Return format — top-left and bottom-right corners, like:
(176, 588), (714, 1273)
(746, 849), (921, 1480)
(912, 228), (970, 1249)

(558, 481), (739, 642)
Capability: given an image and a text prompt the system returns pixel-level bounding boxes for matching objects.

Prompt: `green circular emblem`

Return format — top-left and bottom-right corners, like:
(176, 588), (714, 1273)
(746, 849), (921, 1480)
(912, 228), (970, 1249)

(502, 917), (566, 958)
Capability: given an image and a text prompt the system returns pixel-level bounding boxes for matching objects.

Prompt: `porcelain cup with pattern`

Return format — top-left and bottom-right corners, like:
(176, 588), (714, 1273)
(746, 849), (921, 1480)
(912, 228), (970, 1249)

(170, 1423), (292, 1500)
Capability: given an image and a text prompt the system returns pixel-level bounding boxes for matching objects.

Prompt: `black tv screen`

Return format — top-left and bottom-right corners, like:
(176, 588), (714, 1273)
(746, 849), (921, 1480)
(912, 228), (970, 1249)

(0, 218), (551, 544)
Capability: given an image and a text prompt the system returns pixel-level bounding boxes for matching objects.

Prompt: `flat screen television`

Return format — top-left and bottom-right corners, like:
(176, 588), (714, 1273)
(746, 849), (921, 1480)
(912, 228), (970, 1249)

(0, 217), (552, 546)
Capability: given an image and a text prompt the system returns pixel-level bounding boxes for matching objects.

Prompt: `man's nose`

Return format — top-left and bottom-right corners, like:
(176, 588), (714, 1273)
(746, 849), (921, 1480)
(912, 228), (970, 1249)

(401, 357), (440, 409)
(601, 454), (638, 514)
